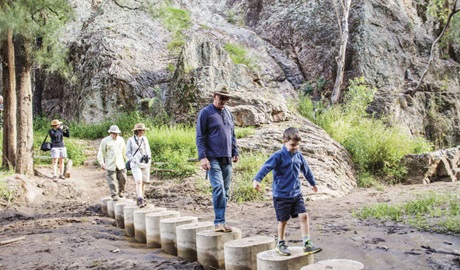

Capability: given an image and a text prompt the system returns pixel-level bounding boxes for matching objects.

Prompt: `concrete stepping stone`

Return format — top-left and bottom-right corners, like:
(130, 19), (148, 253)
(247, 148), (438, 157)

(145, 210), (180, 248)
(134, 207), (166, 243)
(100, 197), (111, 215)
(123, 205), (141, 237)
(114, 199), (136, 229)
(160, 216), (199, 255)
(257, 246), (314, 270)
(176, 221), (214, 262)
(224, 235), (275, 270)
(196, 227), (242, 270)
(300, 259), (364, 270)
(106, 199), (116, 218)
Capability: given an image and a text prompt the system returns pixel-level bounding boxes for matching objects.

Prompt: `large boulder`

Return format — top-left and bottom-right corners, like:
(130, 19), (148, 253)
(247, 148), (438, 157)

(238, 117), (357, 200)
(402, 146), (460, 184)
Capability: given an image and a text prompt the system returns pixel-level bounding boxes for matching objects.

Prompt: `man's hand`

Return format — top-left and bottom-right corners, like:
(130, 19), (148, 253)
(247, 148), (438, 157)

(101, 164), (106, 170)
(232, 156), (239, 163)
(200, 158), (210, 170)
(312, 185), (318, 193)
(253, 180), (261, 192)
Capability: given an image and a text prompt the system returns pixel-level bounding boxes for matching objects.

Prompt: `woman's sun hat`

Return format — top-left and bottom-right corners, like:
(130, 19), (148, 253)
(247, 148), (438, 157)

(108, 125), (121, 134)
(132, 123), (149, 131)
(50, 119), (62, 126)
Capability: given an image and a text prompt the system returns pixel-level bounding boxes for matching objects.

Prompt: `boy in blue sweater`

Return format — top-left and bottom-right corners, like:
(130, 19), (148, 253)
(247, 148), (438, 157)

(252, 127), (322, 256)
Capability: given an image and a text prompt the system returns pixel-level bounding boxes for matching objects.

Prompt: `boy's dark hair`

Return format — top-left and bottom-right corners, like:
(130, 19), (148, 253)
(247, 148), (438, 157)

(283, 127), (301, 142)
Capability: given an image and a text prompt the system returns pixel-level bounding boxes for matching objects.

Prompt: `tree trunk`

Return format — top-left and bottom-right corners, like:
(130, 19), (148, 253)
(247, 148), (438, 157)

(15, 36), (34, 175)
(331, 0), (352, 104)
(33, 37), (43, 117)
(1, 28), (17, 169)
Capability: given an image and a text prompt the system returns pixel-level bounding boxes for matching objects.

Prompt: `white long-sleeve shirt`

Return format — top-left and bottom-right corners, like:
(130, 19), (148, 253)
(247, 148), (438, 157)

(97, 135), (127, 171)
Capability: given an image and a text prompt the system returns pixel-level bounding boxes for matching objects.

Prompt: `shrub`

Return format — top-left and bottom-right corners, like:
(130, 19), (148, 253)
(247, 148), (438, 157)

(298, 77), (433, 185)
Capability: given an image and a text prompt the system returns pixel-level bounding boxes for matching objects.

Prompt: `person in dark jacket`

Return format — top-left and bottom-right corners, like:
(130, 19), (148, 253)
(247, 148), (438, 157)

(49, 119), (70, 181)
(196, 84), (239, 233)
(252, 127), (321, 256)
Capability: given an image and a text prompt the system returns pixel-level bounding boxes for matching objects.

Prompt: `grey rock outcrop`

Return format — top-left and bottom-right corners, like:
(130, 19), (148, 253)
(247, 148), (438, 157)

(36, 0), (460, 198)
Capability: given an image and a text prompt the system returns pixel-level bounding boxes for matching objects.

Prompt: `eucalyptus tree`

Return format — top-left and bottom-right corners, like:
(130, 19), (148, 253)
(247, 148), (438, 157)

(330, 0), (352, 104)
(0, 0), (73, 174)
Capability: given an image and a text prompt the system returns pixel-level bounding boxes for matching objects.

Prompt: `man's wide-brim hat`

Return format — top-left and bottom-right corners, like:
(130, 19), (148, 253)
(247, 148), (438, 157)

(50, 119), (62, 126)
(213, 83), (234, 98)
(108, 125), (121, 134)
(132, 123), (149, 131)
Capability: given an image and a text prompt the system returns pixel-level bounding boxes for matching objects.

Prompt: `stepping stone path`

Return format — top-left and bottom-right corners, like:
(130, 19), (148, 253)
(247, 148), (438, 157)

(101, 198), (364, 269)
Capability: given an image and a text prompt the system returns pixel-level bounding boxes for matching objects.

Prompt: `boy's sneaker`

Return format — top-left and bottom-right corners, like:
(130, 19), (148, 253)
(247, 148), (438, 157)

(59, 175), (65, 180)
(303, 241), (322, 255)
(137, 197), (146, 208)
(276, 241), (291, 256)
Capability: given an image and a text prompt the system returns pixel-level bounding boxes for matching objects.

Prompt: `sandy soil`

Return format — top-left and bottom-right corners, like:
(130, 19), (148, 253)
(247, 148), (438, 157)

(0, 160), (459, 270)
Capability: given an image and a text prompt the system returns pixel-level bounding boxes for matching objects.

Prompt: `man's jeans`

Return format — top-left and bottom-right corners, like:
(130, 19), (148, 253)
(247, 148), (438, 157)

(209, 159), (232, 225)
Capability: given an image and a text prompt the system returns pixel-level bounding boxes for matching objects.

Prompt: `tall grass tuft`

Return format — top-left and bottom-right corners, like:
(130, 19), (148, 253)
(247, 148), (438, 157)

(299, 77), (432, 185)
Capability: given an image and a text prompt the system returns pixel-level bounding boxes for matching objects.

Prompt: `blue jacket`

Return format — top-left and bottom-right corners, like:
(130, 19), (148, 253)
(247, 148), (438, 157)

(253, 145), (316, 198)
(196, 104), (238, 160)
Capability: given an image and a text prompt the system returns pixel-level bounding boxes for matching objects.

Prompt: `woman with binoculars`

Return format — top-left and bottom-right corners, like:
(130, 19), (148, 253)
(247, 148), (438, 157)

(126, 123), (152, 207)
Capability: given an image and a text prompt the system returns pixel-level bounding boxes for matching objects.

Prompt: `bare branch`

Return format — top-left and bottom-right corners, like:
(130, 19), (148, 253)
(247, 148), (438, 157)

(409, 0), (459, 96)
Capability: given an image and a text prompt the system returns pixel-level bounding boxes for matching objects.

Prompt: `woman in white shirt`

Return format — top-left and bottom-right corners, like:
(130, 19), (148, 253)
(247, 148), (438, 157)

(126, 123), (152, 207)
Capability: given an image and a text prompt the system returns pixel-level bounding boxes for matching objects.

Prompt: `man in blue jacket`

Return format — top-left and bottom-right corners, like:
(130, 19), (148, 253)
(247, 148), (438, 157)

(196, 84), (239, 233)
(253, 127), (322, 256)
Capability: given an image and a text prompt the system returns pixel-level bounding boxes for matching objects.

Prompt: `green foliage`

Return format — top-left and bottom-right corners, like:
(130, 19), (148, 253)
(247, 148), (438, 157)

(231, 151), (271, 203)
(224, 43), (256, 69)
(235, 126), (255, 139)
(0, 0), (74, 77)
(150, 4), (191, 52)
(148, 125), (197, 178)
(427, 0), (460, 57)
(355, 191), (460, 234)
(298, 77), (433, 185)
(226, 10), (244, 26)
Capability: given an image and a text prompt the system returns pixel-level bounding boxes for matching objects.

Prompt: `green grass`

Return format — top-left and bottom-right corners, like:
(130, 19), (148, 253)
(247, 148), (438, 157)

(150, 5), (191, 52)
(355, 191), (460, 234)
(298, 77), (433, 185)
(224, 43), (256, 69)
(0, 170), (15, 204)
(231, 151), (272, 203)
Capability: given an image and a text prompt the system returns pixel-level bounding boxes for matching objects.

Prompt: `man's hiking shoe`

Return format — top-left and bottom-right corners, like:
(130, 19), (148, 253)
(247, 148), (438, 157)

(112, 195), (119, 201)
(59, 175), (65, 180)
(276, 241), (291, 256)
(214, 224), (225, 232)
(214, 224), (233, 233)
(303, 242), (322, 255)
(52, 176), (58, 182)
(223, 224), (232, 232)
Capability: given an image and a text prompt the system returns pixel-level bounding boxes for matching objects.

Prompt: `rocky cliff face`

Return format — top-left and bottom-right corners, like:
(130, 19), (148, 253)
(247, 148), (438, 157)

(39, 0), (460, 197)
